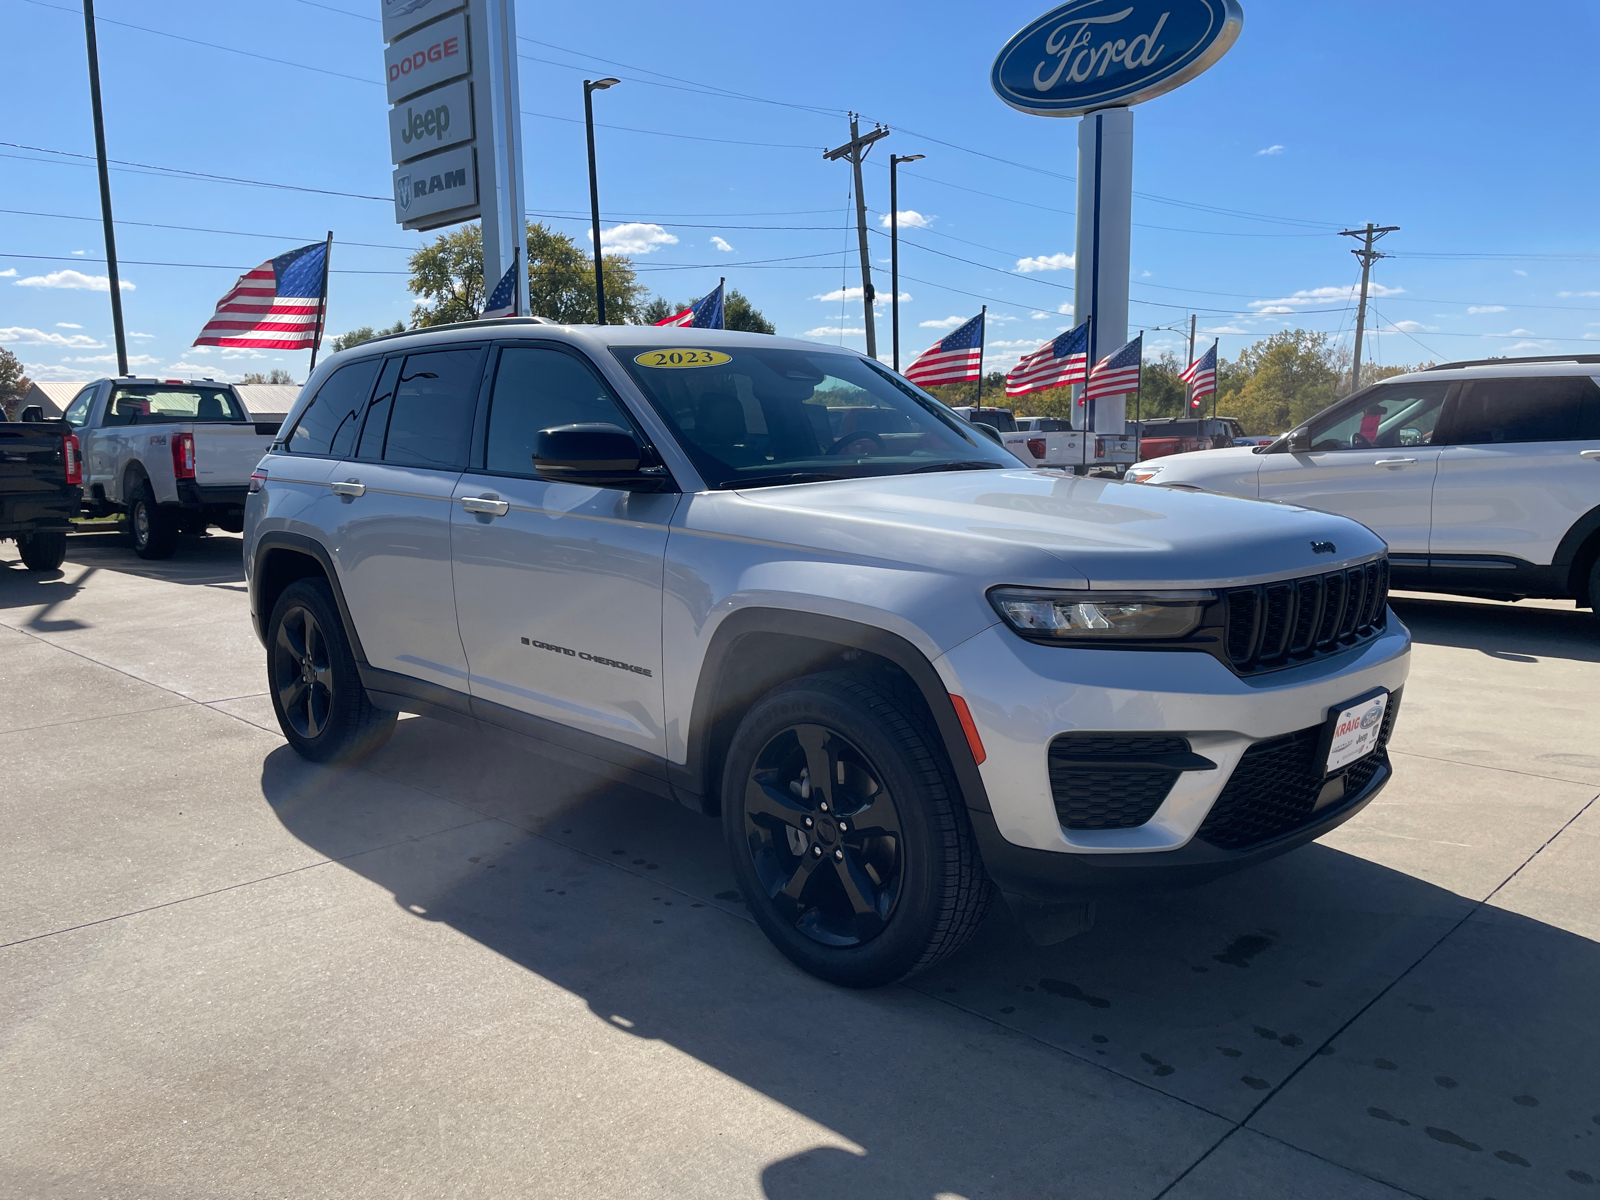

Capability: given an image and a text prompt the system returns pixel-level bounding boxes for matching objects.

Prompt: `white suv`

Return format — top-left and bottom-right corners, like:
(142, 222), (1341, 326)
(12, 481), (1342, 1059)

(1127, 356), (1600, 610)
(244, 320), (1410, 986)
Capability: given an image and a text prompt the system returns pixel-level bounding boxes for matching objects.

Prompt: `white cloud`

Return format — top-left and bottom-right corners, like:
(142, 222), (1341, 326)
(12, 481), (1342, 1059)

(1031, 311), (1051, 320)
(1509, 328), (1536, 336)
(1248, 283), (1402, 310)
(0, 269), (16, 278)
(709, 236), (734, 253)
(14, 269), (135, 292)
(220, 348), (270, 359)
(1504, 341), (1548, 353)
(55, 322), (84, 329)
(879, 210), (933, 229)
(1514, 269), (1528, 276)
(813, 286), (910, 303)
(1557, 290), (1600, 298)
(1381, 320), (1437, 334)
(1203, 325), (1250, 335)
(22, 361), (101, 381)
(71, 353), (158, 366)
(0, 326), (105, 348)
(802, 327), (864, 338)
(920, 316), (967, 329)
(589, 222), (678, 255)
(1015, 252), (1074, 273)
(163, 360), (238, 379)
(989, 312), (1017, 323)
(1584, 333), (1600, 341)
(128, 331), (154, 339)
(1467, 305), (1507, 314)
(1257, 144), (1285, 156)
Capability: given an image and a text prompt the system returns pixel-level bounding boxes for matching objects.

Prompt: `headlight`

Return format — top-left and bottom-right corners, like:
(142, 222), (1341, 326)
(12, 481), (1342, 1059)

(988, 587), (1213, 641)
(1125, 465), (1161, 483)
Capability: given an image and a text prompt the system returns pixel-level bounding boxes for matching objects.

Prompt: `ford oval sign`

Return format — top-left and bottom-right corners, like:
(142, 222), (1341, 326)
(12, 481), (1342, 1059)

(992, 0), (1243, 118)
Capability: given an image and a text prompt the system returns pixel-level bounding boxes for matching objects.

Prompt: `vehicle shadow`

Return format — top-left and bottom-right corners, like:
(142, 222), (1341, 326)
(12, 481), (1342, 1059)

(261, 716), (1600, 1198)
(1390, 593), (1599, 664)
(59, 528), (247, 589)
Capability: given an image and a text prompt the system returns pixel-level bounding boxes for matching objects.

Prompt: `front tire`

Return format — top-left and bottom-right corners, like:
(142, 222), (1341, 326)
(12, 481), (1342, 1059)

(128, 483), (178, 560)
(267, 578), (395, 763)
(721, 670), (990, 987)
(17, 531), (67, 571)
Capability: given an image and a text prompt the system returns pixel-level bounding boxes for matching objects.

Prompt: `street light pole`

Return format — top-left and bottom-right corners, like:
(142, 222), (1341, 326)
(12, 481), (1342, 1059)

(82, 0), (127, 377)
(889, 153), (923, 372)
(583, 78), (620, 324)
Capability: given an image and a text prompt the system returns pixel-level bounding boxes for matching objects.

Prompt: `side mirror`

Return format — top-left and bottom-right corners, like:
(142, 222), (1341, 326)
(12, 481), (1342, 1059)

(532, 423), (665, 491)
(1287, 428), (1311, 453)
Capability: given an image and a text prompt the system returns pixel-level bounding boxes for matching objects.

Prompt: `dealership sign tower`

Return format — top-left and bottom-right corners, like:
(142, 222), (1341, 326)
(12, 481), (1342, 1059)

(992, 1), (1242, 434)
(383, 0), (527, 315)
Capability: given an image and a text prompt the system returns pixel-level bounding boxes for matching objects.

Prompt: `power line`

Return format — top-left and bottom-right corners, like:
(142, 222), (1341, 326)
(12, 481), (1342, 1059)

(0, 208), (421, 250)
(1, 252), (404, 275)
(2, 142), (391, 201)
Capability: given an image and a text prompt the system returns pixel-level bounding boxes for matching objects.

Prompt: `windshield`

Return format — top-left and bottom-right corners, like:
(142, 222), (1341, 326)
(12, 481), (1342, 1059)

(614, 345), (1015, 488)
(105, 385), (246, 426)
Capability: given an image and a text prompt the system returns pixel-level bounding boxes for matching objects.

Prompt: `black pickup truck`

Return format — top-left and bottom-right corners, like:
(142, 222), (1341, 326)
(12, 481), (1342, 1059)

(1, 407), (83, 571)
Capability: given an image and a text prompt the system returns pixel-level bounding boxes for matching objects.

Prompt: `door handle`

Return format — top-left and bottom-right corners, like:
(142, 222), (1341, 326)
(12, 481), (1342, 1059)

(1373, 458), (1417, 467)
(1580, 449), (1600, 460)
(329, 480), (365, 497)
(460, 494), (510, 517)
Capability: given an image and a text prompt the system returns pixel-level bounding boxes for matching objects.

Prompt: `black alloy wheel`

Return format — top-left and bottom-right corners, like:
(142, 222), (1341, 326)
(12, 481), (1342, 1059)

(743, 722), (904, 948)
(266, 577), (395, 763)
(723, 670), (990, 988)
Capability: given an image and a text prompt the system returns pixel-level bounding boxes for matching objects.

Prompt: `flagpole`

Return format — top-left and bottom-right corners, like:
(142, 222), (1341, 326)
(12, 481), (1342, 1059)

(976, 305), (986, 408)
(1211, 338), (1220, 422)
(719, 277), (725, 330)
(1079, 314), (1092, 475)
(307, 230), (333, 374)
(1133, 330), (1144, 469)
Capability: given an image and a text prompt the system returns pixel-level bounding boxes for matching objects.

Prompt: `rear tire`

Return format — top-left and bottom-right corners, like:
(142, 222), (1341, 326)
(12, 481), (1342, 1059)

(1588, 557), (1600, 619)
(128, 484), (178, 560)
(721, 669), (991, 987)
(267, 577), (395, 763)
(17, 531), (67, 571)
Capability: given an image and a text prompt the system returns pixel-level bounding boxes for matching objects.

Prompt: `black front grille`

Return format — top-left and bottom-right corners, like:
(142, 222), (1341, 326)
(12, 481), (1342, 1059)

(1197, 692), (1401, 851)
(1221, 559), (1389, 674)
(1049, 734), (1213, 830)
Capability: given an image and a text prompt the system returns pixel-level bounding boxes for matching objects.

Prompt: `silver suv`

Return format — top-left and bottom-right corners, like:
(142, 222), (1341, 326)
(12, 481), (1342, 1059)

(244, 320), (1411, 987)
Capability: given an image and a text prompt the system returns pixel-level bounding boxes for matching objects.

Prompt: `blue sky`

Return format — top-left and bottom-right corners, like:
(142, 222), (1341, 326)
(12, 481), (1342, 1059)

(5, 0), (1599, 385)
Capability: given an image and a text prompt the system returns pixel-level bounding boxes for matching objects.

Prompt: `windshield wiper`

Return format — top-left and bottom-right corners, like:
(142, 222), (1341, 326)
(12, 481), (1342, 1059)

(719, 471), (847, 489)
(904, 460), (1009, 474)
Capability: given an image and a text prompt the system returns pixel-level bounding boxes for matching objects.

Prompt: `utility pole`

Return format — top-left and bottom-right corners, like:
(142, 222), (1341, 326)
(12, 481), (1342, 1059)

(82, 0), (127, 377)
(584, 78), (621, 324)
(889, 152), (923, 371)
(1339, 222), (1399, 393)
(1187, 313), (1196, 368)
(824, 115), (889, 360)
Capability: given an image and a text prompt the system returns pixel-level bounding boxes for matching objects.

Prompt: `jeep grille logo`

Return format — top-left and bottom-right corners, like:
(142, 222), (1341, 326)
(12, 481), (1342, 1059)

(1311, 541), (1336, 555)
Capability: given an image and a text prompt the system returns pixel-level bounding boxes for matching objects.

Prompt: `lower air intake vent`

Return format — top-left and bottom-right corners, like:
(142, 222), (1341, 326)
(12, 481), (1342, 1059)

(1049, 734), (1215, 831)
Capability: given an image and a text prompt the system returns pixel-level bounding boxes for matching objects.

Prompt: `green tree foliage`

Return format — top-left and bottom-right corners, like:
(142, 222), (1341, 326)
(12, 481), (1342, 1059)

(1214, 329), (1341, 434)
(638, 288), (774, 334)
(922, 371), (1008, 409)
(239, 369), (298, 385)
(330, 323), (405, 353)
(408, 222), (648, 327)
(0, 346), (31, 419)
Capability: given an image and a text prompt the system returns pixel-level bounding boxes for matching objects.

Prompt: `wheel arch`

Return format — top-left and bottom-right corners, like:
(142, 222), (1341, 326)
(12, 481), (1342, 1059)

(251, 532), (368, 663)
(120, 458), (150, 505)
(1553, 501), (1600, 606)
(675, 608), (991, 820)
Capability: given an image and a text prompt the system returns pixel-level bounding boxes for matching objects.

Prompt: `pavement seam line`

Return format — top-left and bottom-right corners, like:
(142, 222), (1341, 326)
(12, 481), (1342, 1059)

(0, 817), (493, 950)
(1388, 746), (1600, 788)
(0, 700), (192, 737)
(1150, 787), (1600, 1199)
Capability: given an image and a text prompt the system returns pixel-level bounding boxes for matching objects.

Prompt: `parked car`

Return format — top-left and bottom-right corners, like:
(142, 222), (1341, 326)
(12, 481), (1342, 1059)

(1125, 355), (1600, 611)
(246, 320), (1409, 987)
(1131, 416), (1245, 461)
(61, 377), (284, 558)
(0, 407), (82, 571)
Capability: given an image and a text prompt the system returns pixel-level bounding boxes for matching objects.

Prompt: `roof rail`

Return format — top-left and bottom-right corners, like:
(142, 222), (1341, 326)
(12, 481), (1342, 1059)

(1425, 353), (1600, 371)
(340, 315), (561, 352)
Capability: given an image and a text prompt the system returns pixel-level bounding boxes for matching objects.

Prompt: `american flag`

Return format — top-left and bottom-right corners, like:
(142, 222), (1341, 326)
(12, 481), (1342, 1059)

(482, 253), (520, 319)
(1083, 333), (1143, 401)
(904, 313), (984, 387)
(1180, 340), (1218, 408)
(193, 241), (328, 350)
(654, 281), (724, 328)
(1005, 319), (1090, 397)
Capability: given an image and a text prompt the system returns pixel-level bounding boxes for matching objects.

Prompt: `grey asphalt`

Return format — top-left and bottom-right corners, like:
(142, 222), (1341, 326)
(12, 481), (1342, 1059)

(2, 529), (1596, 1199)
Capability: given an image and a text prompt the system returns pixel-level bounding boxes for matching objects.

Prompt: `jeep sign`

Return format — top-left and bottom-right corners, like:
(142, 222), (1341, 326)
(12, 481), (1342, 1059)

(392, 143), (477, 224)
(384, 10), (468, 104)
(388, 78), (474, 163)
(381, 0), (464, 42)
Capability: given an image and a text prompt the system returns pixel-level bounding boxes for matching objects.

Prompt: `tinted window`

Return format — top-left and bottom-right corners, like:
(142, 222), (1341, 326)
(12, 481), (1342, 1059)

(378, 348), (483, 468)
(1308, 382), (1450, 451)
(285, 358), (381, 456)
(102, 385), (246, 427)
(1436, 376), (1598, 446)
(483, 347), (635, 476)
(355, 359), (400, 461)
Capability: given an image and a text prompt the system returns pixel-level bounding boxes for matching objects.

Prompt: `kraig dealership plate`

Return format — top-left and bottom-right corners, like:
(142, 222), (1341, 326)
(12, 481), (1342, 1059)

(1325, 693), (1388, 774)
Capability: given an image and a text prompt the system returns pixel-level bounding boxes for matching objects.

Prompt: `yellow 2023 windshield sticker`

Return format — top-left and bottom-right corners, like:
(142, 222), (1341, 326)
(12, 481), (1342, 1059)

(633, 349), (731, 368)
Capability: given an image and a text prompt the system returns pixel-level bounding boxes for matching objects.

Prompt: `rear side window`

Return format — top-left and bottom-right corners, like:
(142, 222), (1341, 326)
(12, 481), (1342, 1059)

(62, 386), (95, 428)
(1436, 376), (1600, 445)
(360, 348), (483, 469)
(285, 358), (381, 457)
(482, 346), (636, 476)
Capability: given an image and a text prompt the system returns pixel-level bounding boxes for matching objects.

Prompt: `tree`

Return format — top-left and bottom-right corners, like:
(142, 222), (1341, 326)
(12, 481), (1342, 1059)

(409, 222), (647, 327)
(637, 287), (775, 334)
(1214, 329), (1341, 435)
(923, 371), (1008, 408)
(0, 346), (31, 420)
(330, 322), (405, 353)
(239, 369), (298, 385)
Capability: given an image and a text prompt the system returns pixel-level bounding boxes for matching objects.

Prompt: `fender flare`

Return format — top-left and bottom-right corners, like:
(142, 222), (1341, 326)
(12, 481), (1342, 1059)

(250, 531), (368, 663)
(1552, 501), (1600, 597)
(674, 607), (992, 817)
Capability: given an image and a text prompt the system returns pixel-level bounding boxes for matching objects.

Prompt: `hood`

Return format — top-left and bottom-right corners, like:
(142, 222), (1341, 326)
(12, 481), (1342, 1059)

(726, 468), (1384, 590)
(1138, 444), (1263, 471)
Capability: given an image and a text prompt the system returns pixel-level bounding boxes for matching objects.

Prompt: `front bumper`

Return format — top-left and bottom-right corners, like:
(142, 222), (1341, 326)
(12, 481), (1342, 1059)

(934, 616), (1411, 893)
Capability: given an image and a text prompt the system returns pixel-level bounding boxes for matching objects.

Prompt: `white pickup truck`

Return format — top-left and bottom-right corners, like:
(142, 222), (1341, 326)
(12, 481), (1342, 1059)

(60, 377), (285, 558)
(953, 407), (1139, 475)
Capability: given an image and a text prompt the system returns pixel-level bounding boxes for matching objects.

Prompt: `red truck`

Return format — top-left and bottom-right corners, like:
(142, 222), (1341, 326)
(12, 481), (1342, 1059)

(1131, 416), (1245, 460)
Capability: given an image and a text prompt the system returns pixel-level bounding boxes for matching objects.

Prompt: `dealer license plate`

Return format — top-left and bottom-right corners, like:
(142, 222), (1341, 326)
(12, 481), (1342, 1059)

(1325, 693), (1389, 773)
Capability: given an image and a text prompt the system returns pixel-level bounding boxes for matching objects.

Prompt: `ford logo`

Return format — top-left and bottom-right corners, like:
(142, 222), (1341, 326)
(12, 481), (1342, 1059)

(992, 0), (1244, 118)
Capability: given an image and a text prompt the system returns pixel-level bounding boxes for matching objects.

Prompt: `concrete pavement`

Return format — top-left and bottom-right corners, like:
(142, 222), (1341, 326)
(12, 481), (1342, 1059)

(2, 529), (1596, 1198)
